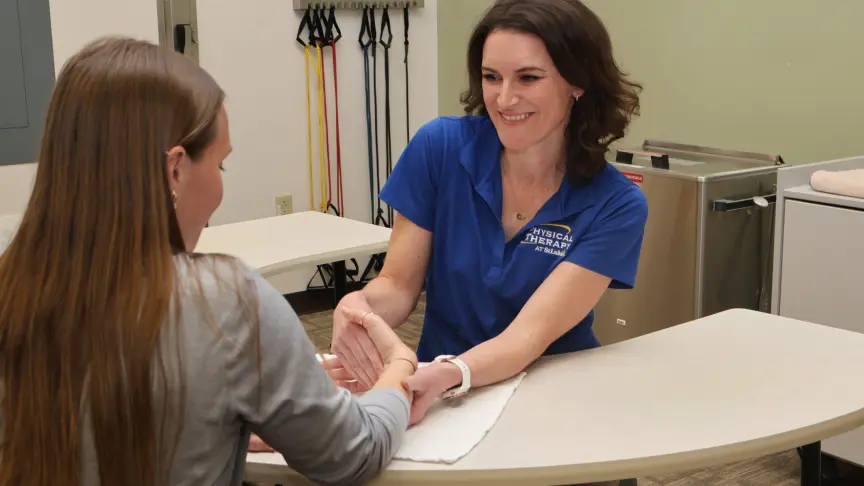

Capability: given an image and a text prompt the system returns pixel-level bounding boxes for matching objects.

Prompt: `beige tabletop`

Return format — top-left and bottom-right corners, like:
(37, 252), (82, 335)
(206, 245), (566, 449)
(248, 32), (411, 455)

(0, 214), (21, 251)
(195, 211), (391, 277)
(245, 308), (864, 485)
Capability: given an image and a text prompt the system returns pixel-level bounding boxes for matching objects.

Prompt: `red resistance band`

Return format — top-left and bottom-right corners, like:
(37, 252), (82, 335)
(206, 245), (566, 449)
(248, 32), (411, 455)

(320, 7), (344, 217)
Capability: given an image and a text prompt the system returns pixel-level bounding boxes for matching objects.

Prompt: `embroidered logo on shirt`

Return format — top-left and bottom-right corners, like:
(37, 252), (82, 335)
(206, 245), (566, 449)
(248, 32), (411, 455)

(520, 224), (573, 257)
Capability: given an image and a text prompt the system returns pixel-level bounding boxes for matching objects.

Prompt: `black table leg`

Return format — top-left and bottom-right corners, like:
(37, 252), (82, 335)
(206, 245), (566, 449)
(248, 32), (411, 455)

(558, 479), (636, 485)
(332, 260), (347, 306)
(800, 441), (822, 486)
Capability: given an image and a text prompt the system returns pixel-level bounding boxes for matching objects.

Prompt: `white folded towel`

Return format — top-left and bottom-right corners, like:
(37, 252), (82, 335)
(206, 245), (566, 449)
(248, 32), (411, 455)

(810, 169), (864, 199)
(395, 372), (526, 464)
(316, 353), (527, 464)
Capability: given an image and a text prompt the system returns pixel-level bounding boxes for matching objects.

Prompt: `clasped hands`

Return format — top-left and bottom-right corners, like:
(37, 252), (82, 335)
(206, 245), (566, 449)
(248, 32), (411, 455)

(326, 295), (460, 426)
(249, 298), (455, 453)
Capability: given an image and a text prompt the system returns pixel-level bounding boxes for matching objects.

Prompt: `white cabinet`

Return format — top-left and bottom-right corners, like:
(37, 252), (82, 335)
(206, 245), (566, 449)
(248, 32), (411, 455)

(779, 199), (864, 332)
(778, 190), (864, 465)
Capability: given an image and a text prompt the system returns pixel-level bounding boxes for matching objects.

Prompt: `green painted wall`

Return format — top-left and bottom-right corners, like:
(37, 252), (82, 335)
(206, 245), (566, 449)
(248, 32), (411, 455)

(437, 0), (864, 164)
(436, 1), (491, 117)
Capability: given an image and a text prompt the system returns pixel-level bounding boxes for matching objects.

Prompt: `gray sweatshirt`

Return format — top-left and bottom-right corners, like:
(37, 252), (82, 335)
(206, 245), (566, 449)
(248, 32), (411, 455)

(74, 255), (410, 485)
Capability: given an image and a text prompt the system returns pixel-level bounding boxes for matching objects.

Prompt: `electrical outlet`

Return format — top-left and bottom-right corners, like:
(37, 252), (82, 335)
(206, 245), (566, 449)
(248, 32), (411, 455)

(275, 194), (293, 215)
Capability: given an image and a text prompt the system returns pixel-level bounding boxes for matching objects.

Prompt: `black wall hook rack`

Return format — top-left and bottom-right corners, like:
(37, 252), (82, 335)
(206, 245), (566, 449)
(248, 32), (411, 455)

(292, 0), (423, 10)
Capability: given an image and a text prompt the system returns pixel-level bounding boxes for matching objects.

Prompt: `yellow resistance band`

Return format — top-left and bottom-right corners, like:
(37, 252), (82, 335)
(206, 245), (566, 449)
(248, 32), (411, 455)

(305, 44), (328, 212)
(304, 44), (329, 213)
(314, 44), (328, 212)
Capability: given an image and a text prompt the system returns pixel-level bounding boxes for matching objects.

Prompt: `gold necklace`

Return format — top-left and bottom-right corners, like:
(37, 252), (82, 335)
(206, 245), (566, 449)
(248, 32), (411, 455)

(503, 155), (535, 222)
(503, 153), (563, 222)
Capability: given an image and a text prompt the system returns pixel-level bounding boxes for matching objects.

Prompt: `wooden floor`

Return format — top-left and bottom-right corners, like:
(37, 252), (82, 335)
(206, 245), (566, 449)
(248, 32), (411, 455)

(297, 293), (861, 485)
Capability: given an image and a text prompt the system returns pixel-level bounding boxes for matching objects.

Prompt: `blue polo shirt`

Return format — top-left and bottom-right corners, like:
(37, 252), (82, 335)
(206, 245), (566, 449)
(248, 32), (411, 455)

(379, 116), (648, 362)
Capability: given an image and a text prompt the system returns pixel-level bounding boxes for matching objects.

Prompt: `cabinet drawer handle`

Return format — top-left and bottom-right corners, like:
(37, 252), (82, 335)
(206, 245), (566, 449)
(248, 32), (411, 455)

(712, 194), (776, 212)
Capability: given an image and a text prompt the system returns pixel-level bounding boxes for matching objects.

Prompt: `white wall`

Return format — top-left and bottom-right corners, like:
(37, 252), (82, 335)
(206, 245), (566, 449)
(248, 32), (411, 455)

(198, 2), (438, 225)
(1, 0), (439, 294)
(50, 0), (161, 72)
(0, 163), (38, 216)
(0, 0), (160, 216)
(198, 1), (438, 292)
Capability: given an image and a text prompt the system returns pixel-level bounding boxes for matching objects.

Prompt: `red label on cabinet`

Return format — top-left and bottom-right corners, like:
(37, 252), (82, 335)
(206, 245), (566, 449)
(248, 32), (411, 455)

(621, 172), (643, 185)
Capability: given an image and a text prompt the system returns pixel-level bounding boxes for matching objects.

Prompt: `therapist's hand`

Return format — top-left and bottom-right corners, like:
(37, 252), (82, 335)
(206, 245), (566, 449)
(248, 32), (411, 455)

(332, 292), (384, 389)
(402, 363), (462, 425)
(345, 306), (416, 372)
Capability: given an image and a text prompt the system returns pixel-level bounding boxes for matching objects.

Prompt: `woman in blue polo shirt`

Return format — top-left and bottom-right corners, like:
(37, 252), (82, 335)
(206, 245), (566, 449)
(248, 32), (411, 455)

(332, 0), (647, 427)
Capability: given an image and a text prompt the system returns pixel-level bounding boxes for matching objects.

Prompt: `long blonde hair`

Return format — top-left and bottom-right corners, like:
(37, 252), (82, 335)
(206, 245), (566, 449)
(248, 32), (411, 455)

(0, 37), (226, 485)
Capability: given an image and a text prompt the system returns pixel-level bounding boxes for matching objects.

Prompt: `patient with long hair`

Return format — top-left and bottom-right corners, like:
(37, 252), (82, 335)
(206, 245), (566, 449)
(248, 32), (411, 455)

(0, 37), (416, 486)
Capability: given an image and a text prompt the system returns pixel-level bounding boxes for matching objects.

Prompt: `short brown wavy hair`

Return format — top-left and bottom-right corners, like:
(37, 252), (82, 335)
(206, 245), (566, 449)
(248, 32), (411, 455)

(461, 0), (643, 183)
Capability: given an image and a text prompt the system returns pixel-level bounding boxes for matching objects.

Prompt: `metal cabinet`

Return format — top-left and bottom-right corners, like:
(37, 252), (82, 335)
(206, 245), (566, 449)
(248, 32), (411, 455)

(595, 142), (782, 345)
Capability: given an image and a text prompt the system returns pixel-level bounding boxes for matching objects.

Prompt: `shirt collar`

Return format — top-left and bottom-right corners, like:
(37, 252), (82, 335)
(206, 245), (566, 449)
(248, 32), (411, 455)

(457, 116), (605, 222)
(458, 117), (502, 218)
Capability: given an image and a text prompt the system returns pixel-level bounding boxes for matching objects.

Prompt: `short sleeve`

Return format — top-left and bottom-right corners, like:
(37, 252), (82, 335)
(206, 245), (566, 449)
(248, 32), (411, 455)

(378, 118), (446, 232)
(565, 187), (648, 289)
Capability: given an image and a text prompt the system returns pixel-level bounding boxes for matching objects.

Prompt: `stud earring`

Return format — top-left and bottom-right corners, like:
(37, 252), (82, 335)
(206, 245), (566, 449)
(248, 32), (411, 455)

(574, 93), (581, 101)
(171, 190), (178, 208)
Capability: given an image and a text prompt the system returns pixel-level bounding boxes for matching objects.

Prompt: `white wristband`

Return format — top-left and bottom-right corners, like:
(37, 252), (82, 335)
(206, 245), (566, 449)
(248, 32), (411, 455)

(433, 355), (471, 399)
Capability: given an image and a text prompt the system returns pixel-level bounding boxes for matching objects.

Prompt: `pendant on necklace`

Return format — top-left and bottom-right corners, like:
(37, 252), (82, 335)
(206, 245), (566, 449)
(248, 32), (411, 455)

(516, 212), (526, 221)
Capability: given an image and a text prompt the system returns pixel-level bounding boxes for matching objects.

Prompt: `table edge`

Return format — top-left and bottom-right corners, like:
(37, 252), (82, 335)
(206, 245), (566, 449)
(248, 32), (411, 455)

(245, 408), (864, 485)
(209, 240), (390, 277)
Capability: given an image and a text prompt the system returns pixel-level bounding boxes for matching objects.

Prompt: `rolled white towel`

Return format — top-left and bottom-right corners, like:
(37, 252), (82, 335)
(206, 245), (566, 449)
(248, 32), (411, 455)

(810, 169), (864, 199)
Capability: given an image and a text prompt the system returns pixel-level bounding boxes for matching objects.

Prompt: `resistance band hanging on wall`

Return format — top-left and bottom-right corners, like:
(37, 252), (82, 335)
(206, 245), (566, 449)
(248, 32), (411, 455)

(318, 7), (334, 215)
(298, 7), (329, 213)
(370, 7), (388, 229)
(359, 7), (376, 224)
(301, 6), (358, 293)
(379, 7), (394, 227)
(294, 2), (419, 287)
(362, 4), (416, 282)
(319, 6), (344, 217)
(358, 6), (386, 282)
(297, 9), (315, 211)
(305, 8), (331, 289)
(292, 2), (422, 292)
(360, 6), (400, 282)
(325, 6), (345, 217)
(403, 7), (411, 143)
(360, 6), (383, 281)
(311, 8), (329, 213)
